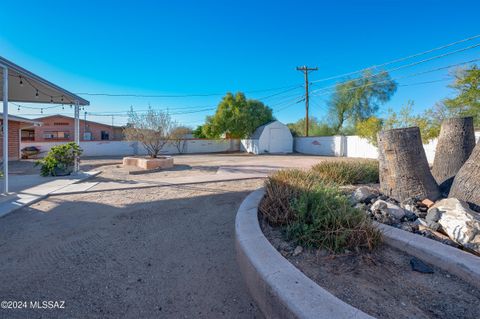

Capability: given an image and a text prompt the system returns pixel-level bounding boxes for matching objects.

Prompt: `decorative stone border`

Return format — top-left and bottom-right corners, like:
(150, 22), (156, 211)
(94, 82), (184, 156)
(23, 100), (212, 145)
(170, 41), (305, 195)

(235, 188), (374, 319)
(376, 222), (480, 289)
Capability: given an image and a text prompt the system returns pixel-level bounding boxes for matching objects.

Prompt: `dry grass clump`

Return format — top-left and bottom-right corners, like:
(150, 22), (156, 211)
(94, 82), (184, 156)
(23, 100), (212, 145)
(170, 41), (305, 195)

(311, 160), (379, 185)
(259, 169), (325, 225)
(259, 160), (382, 253)
(286, 185), (381, 252)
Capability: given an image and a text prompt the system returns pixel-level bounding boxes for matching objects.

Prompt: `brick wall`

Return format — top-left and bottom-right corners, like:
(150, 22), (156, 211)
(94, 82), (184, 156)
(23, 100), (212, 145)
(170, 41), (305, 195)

(33, 115), (121, 142)
(0, 120), (21, 160)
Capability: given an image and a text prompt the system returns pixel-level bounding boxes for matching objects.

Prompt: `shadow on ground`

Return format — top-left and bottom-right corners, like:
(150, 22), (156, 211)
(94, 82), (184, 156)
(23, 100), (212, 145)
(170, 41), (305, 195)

(0, 188), (262, 319)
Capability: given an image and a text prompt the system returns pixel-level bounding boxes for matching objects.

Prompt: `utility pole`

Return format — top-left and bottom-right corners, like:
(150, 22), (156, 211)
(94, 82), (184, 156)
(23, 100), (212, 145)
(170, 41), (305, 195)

(296, 65), (318, 136)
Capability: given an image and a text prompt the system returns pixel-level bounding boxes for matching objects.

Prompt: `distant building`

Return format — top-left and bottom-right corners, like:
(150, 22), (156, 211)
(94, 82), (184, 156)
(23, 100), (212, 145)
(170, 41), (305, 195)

(1, 113), (41, 160)
(22, 114), (124, 142)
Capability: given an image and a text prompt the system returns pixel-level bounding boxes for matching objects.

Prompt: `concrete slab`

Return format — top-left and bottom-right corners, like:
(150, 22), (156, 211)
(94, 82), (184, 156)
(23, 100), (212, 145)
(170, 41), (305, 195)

(0, 171), (100, 218)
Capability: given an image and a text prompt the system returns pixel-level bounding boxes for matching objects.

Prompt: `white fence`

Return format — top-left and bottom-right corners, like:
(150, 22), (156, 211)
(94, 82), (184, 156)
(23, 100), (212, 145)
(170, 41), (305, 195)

(294, 133), (480, 163)
(21, 139), (240, 157)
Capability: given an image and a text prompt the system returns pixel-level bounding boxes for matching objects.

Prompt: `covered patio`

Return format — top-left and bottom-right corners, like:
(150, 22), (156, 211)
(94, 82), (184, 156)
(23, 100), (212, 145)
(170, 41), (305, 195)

(0, 56), (89, 193)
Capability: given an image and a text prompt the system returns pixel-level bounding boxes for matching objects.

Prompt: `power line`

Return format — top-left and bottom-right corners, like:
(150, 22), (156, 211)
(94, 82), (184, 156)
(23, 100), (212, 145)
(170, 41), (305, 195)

(311, 44), (480, 95)
(311, 57), (480, 97)
(310, 33), (480, 84)
(74, 83), (302, 98)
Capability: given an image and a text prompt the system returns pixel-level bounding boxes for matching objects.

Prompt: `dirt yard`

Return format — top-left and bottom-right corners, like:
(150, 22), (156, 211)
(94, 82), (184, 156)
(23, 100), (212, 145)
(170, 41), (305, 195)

(0, 154), (334, 318)
(261, 218), (480, 319)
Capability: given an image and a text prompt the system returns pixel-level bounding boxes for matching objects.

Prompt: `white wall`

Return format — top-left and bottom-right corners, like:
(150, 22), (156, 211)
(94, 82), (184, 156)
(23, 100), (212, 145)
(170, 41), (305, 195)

(21, 139), (240, 157)
(295, 133), (480, 163)
(241, 139), (260, 154)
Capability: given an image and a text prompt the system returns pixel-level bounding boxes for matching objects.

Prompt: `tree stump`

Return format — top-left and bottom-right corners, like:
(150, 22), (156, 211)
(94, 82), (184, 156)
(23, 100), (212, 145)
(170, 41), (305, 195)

(377, 127), (440, 202)
(449, 142), (480, 210)
(432, 117), (475, 193)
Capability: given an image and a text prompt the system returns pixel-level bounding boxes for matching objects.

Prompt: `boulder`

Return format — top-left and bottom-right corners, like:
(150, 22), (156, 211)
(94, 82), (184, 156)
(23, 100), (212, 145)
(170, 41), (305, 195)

(353, 186), (378, 203)
(371, 200), (406, 220)
(425, 207), (441, 231)
(429, 198), (480, 252)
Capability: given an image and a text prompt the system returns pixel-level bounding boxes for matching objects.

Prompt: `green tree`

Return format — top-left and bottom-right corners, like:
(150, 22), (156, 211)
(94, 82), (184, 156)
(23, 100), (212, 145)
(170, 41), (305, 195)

(199, 92), (274, 138)
(444, 64), (480, 125)
(328, 70), (397, 133)
(192, 125), (207, 138)
(356, 116), (383, 145)
(357, 101), (444, 145)
(287, 117), (335, 137)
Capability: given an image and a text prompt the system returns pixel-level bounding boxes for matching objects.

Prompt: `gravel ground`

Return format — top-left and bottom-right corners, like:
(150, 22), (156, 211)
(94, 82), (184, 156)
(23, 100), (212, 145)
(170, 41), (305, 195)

(0, 153), (336, 318)
(0, 175), (264, 318)
(261, 218), (480, 319)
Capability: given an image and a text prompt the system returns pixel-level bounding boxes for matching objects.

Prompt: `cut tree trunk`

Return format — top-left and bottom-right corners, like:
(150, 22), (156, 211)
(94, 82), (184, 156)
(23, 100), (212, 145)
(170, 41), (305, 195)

(432, 117), (475, 193)
(377, 127), (441, 202)
(449, 141), (480, 210)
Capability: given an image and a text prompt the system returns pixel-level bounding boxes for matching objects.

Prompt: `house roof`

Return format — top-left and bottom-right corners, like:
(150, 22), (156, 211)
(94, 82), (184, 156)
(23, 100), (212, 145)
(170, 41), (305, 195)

(32, 114), (123, 128)
(0, 56), (89, 106)
(249, 120), (279, 139)
(0, 113), (41, 125)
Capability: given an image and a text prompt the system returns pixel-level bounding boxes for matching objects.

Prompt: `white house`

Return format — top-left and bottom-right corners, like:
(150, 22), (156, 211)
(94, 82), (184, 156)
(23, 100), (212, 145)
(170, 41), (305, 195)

(241, 120), (293, 154)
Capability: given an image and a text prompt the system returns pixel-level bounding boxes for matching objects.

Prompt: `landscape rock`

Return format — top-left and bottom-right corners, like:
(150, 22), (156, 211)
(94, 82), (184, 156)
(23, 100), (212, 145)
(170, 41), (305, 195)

(425, 207), (441, 231)
(371, 200), (406, 220)
(353, 186), (378, 203)
(430, 198), (480, 253)
(410, 257), (434, 274)
(293, 246), (303, 256)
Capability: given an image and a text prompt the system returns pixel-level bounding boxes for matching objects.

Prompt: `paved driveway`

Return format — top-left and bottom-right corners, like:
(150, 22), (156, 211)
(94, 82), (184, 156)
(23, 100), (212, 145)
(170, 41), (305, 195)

(0, 154), (330, 318)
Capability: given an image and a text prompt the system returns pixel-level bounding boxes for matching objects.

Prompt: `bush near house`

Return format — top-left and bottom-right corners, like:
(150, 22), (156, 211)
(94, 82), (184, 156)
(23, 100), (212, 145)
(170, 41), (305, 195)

(260, 161), (381, 253)
(36, 142), (82, 176)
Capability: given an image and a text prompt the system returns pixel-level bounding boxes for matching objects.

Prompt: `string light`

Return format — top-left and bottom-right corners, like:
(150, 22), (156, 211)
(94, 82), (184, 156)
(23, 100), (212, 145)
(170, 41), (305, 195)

(50, 96), (53, 103)
(19, 76), (23, 87)
(17, 105), (20, 111)
(40, 108), (43, 114)
(35, 89), (39, 98)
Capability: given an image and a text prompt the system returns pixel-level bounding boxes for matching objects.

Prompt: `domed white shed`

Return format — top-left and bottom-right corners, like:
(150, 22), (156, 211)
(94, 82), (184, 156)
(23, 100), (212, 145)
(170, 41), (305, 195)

(241, 120), (293, 154)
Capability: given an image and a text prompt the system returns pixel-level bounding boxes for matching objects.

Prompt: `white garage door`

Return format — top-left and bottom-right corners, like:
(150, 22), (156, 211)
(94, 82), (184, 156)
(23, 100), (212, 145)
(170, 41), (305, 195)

(268, 128), (287, 153)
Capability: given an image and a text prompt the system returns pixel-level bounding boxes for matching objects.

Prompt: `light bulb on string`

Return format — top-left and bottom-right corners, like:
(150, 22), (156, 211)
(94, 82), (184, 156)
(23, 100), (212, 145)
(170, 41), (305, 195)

(19, 76), (23, 87)
(35, 89), (39, 98)
(41, 108), (44, 114)
(17, 105), (20, 111)
(50, 97), (53, 103)
(70, 104), (72, 109)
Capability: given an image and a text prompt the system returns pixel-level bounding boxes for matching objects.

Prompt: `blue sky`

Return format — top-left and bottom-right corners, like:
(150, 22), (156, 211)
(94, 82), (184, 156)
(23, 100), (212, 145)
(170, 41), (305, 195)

(1, 0), (479, 127)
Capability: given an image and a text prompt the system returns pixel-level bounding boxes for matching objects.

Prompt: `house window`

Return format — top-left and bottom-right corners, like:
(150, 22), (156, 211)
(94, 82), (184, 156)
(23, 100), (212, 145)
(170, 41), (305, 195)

(43, 131), (70, 140)
(101, 131), (109, 140)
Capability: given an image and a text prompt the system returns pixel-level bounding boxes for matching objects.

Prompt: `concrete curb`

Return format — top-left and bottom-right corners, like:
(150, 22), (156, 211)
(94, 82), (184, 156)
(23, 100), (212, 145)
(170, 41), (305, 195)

(375, 222), (480, 289)
(235, 188), (374, 319)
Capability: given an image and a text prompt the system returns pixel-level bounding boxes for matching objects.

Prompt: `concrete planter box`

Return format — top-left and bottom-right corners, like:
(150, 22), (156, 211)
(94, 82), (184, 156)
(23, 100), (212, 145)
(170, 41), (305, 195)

(123, 156), (174, 170)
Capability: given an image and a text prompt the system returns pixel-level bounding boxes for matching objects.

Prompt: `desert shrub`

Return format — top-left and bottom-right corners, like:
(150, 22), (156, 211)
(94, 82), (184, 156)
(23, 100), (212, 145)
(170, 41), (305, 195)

(286, 184), (381, 252)
(311, 160), (379, 185)
(259, 169), (326, 225)
(36, 142), (82, 176)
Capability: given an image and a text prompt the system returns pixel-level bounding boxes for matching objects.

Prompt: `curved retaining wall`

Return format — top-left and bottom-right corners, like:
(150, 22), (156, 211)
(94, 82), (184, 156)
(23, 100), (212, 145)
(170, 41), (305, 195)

(235, 188), (373, 319)
(236, 187), (480, 318)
